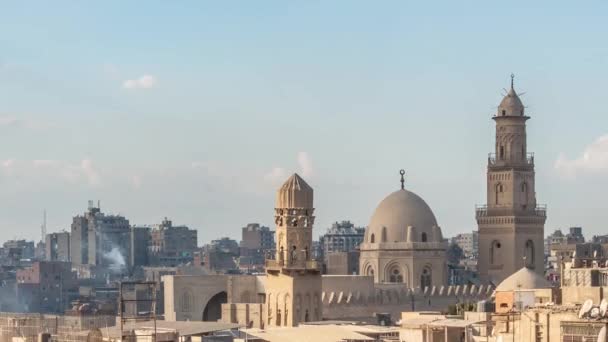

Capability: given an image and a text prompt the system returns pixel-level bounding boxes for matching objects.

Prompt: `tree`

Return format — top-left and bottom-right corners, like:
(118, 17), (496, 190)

(447, 242), (464, 265)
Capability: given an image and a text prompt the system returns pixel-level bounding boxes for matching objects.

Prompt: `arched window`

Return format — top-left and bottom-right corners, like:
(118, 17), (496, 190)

(490, 240), (502, 265)
(389, 268), (403, 283)
(180, 291), (193, 312)
(381, 227), (387, 242)
(502, 110), (506, 116)
(420, 267), (432, 289)
(499, 146), (505, 159)
(495, 183), (503, 205)
(370, 234), (375, 243)
(525, 240), (535, 268)
(421, 232), (427, 242)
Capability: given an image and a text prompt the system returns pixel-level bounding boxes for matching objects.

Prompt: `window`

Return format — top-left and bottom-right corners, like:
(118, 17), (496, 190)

(499, 146), (505, 159)
(420, 267), (432, 289)
(490, 240), (501, 265)
(525, 240), (535, 268)
(421, 232), (427, 242)
(381, 227), (387, 243)
(389, 268), (403, 283)
(502, 109), (506, 116)
(370, 234), (375, 243)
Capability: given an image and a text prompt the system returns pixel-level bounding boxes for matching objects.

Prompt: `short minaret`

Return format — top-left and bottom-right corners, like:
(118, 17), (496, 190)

(476, 75), (546, 285)
(265, 173), (322, 327)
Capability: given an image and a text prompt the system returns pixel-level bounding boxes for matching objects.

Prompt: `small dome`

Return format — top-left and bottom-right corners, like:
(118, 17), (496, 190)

(276, 173), (313, 208)
(496, 267), (551, 291)
(365, 189), (440, 243)
(497, 82), (525, 117)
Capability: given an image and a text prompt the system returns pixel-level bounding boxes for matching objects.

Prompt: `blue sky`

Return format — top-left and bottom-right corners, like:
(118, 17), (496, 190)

(1, 2), (608, 244)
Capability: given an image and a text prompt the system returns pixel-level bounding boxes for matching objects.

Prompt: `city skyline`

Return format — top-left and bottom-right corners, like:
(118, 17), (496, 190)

(2, 2), (608, 243)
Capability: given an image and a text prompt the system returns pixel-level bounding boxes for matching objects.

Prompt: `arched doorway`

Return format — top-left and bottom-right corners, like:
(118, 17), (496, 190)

(202, 291), (227, 321)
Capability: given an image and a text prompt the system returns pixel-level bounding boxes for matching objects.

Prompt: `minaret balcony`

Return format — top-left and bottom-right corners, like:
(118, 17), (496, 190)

(475, 204), (547, 218)
(488, 153), (534, 168)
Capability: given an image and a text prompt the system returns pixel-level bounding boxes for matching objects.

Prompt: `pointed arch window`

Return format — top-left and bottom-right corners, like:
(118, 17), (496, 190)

(495, 183), (503, 205)
(421, 232), (427, 242)
(381, 227), (387, 243)
(490, 240), (502, 265)
(370, 234), (375, 243)
(420, 267), (432, 289)
(525, 240), (535, 268)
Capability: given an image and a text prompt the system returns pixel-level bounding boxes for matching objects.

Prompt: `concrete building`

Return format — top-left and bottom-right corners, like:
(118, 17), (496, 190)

(16, 261), (76, 313)
(477, 76), (546, 285)
(325, 250), (360, 275)
(451, 232), (478, 259)
(45, 231), (70, 262)
(239, 223), (275, 271)
(130, 226), (151, 267)
(319, 220), (365, 263)
(566, 226), (585, 244)
(359, 170), (448, 287)
(203, 237), (240, 273)
(1, 239), (35, 265)
(70, 202), (131, 272)
(148, 218), (197, 267)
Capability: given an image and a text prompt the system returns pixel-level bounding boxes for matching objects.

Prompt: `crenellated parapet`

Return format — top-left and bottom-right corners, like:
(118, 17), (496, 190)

(321, 284), (494, 307)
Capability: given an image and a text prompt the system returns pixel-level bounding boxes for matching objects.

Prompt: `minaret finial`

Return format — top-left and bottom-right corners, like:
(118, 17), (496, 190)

(510, 73), (515, 90)
(399, 169), (405, 190)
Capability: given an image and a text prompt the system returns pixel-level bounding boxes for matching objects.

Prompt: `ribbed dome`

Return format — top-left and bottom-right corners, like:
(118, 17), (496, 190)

(496, 267), (551, 291)
(276, 173), (313, 208)
(365, 189), (441, 243)
(497, 87), (525, 117)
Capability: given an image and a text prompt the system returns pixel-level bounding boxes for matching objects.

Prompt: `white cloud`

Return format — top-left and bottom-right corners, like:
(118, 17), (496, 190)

(122, 75), (158, 90)
(264, 167), (287, 183)
(81, 159), (101, 186)
(555, 134), (608, 178)
(0, 117), (52, 130)
(1, 159), (102, 186)
(263, 152), (314, 185)
(130, 175), (143, 189)
(297, 151), (313, 178)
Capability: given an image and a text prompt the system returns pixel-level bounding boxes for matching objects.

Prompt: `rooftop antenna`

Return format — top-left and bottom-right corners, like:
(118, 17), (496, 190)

(41, 210), (47, 243)
(399, 169), (405, 190)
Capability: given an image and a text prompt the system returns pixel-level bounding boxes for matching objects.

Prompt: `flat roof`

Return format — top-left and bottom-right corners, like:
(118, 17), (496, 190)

(427, 319), (484, 328)
(80, 321), (239, 338)
(244, 326), (376, 342)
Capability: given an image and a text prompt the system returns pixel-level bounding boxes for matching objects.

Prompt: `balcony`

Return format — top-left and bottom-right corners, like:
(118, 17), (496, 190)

(475, 204), (547, 218)
(488, 153), (534, 168)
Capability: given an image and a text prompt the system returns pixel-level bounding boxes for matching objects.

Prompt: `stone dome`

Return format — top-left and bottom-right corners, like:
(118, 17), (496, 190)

(365, 188), (442, 244)
(497, 87), (525, 117)
(276, 173), (313, 208)
(495, 267), (551, 291)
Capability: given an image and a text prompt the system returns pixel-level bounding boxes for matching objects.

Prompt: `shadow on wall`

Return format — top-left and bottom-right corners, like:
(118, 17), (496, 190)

(203, 291), (227, 321)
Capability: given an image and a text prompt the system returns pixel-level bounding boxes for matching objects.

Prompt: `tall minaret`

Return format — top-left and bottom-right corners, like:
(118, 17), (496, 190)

(265, 173), (322, 327)
(476, 75), (546, 285)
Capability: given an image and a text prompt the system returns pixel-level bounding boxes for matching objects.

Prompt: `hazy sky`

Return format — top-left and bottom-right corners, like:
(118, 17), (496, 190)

(2, 2), (608, 244)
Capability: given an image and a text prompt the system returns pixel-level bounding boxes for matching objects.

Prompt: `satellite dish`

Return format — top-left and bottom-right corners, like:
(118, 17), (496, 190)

(579, 299), (594, 319)
(598, 325), (606, 342)
(600, 299), (607, 317)
(591, 307), (600, 319)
